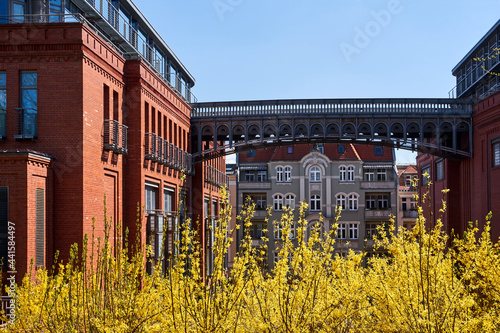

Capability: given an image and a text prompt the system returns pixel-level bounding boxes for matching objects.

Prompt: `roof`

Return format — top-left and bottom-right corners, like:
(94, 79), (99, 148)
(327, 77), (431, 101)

(238, 144), (394, 163)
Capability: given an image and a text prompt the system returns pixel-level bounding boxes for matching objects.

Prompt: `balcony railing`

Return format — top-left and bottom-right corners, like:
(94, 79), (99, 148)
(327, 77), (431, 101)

(15, 108), (37, 139)
(360, 181), (396, 189)
(238, 181), (272, 190)
(205, 165), (229, 188)
(145, 133), (193, 174)
(365, 209), (393, 219)
(0, 111), (5, 139)
(103, 119), (127, 154)
(403, 210), (418, 218)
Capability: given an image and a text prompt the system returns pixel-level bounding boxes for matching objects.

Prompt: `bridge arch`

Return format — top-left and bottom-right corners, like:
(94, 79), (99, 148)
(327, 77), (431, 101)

(358, 122), (372, 138)
(279, 124), (292, 138)
(342, 123), (356, 137)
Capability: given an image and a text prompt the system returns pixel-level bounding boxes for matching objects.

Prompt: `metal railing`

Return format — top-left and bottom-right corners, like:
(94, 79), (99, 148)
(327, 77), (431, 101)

(15, 108), (37, 139)
(144, 133), (193, 174)
(205, 165), (229, 188)
(403, 210), (418, 218)
(191, 98), (473, 118)
(103, 119), (128, 154)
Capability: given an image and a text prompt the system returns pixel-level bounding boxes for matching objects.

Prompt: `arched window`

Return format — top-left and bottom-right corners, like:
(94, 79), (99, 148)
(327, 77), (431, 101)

(285, 194), (295, 208)
(347, 166), (355, 182)
(284, 166), (292, 182)
(336, 194), (346, 210)
(273, 194), (283, 211)
(339, 166), (346, 182)
(276, 167), (283, 182)
(310, 166), (321, 182)
(310, 195), (321, 211)
(348, 193), (358, 210)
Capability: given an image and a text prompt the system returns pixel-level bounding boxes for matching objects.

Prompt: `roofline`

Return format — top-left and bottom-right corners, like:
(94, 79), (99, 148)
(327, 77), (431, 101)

(111, 0), (195, 86)
(452, 19), (500, 75)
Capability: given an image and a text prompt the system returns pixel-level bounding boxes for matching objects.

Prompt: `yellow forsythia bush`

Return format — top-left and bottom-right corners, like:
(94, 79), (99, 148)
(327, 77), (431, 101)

(3, 187), (500, 332)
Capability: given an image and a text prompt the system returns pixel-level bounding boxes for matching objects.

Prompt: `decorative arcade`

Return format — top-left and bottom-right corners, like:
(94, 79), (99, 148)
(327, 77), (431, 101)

(190, 98), (473, 161)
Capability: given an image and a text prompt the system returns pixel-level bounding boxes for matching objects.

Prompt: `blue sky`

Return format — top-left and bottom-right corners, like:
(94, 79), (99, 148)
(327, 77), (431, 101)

(134, 0), (500, 164)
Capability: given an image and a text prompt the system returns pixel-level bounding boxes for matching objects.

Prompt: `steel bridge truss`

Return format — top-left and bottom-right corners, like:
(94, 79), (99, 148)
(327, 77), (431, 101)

(190, 98), (473, 161)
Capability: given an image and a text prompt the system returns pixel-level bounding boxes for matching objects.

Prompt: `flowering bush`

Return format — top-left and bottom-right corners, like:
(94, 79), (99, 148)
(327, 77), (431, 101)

(3, 186), (500, 332)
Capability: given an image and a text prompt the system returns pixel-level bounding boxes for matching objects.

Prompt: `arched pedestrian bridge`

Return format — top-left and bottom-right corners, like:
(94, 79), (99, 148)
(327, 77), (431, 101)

(190, 98), (473, 161)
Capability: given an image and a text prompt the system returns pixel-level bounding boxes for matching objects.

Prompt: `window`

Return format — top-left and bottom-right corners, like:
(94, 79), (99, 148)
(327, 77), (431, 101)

(0, 187), (7, 269)
(338, 145), (345, 154)
(285, 194), (295, 209)
(247, 150), (255, 157)
(250, 223), (266, 239)
(310, 166), (321, 182)
(378, 195), (389, 209)
(405, 174), (417, 187)
(337, 223), (347, 239)
(318, 143), (324, 154)
(11, 0), (26, 23)
(256, 195), (267, 210)
(36, 188), (45, 267)
(436, 160), (444, 181)
(145, 184), (158, 213)
(284, 166), (292, 182)
(365, 195), (377, 209)
(422, 166), (431, 185)
(366, 222), (389, 239)
(310, 195), (321, 211)
(274, 222), (295, 239)
(257, 170), (267, 182)
(276, 167), (283, 182)
(375, 146), (384, 156)
(0, 72), (5, 138)
(494, 142), (500, 167)
(49, 0), (63, 22)
(245, 171), (255, 182)
(20, 71), (37, 137)
(348, 194), (358, 211)
(274, 194), (283, 211)
(364, 170), (374, 181)
(377, 169), (387, 181)
(287, 146), (293, 154)
(349, 223), (359, 239)
(336, 194), (346, 210)
(339, 166), (346, 181)
(164, 188), (174, 213)
(347, 166), (355, 181)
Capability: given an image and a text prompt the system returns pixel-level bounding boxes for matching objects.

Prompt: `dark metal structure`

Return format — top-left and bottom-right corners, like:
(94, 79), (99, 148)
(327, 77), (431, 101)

(190, 98), (473, 161)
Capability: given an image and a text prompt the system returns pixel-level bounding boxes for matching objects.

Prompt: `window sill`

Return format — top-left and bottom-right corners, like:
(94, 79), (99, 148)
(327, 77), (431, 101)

(15, 134), (37, 141)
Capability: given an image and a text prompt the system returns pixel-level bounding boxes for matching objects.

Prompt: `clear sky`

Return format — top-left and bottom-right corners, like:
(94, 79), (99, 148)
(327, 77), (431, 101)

(134, 0), (500, 164)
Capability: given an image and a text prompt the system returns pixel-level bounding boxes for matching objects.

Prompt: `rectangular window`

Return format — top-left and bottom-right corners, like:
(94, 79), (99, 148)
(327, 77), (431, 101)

(0, 187), (8, 269)
(364, 170), (374, 181)
(366, 222), (389, 239)
(11, 1), (25, 23)
(20, 71), (37, 137)
(49, 0), (63, 22)
(337, 223), (347, 239)
(405, 174), (416, 187)
(255, 195), (267, 210)
(494, 142), (500, 167)
(318, 143), (324, 154)
(145, 184), (158, 213)
(257, 170), (267, 182)
(377, 169), (387, 181)
(36, 188), (45, 267)
(245, 171), (255, 182)
(378, 195), (389, 209)
(375, 146), (384, 156)
(436, 160), (444, 181)
(164, 187), (174, 213)
(338, 144), (345, 154)
(0, 71), (5, 138)
(349, 223), (358, 240)
(366, 195), (376, 209)
(247, 150), (256, 157)
(287, 146), (293, 154)
(422, 166), (430, 185)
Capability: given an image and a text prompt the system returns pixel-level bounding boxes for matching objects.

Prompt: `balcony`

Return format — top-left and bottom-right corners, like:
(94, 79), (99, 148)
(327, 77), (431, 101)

(365, 209), (393, 220)
(103, 119), (128, 154)
(145, 133), (193, 174)
(360, 181), (395, 189)
(14, 108), (37, 140)
(403, 210), (418, 218)
(238, 181), (272, 190)
(205, 165), (229, 188)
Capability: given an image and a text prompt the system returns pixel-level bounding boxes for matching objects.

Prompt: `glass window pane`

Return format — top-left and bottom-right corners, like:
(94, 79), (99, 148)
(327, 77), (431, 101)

(21, 89), (37, 110)
(0, 72), (5, 87)
(13, 3), (25, 22)
(21, 72), (37, 87)
(0, 90), (6, 112)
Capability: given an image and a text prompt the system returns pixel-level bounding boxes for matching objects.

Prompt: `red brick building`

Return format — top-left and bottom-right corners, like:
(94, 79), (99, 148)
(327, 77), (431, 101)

(417, 19), (500, 241)
(0, 0), (225, 282)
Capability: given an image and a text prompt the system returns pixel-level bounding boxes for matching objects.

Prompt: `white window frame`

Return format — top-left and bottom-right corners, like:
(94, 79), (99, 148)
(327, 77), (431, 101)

(436, 160), (444, 181)
(366, 195), (376, 209)
(284, 166), (292, 182)
(494, 141), (500, 167)
(276, 166), (283, 182)
(339, 166), (346, 182)
(377, 168), (387, 181)
(348, 223), (359, 240)
(284, 194), (295, 209)
(378, 195), (389, 209)
(310, 166), (321, 182)
(336, 194), (346, 210)
(348, 193), (358, 211)
(347, 166), (355, 182)
(364, 170), (374, 181)
(257, 170), (267, 182)
(310, 195), (321, 211)
(337, 223), (347, 239)
(273, 194), (283, 211)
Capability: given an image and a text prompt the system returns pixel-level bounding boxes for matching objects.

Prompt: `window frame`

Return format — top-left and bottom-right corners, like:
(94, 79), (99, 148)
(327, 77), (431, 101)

(310, 195), (321, 211)
(339, 166), (346, 182)
(276, 166), (283, 182)
(310, 166), (321, 183)
(377, 168), (387, 181)
(494, 141), (500, 167)
(284, 166), (292, 182)
(0, 71), (6, 138)
(257, 170), (267, 182)
(284, 194), (295, 209)
(364, 170), (374, 181)
(347, 166), (355, 182)
(273, 194), (283, 211)
(436, 159), (444, 181)
(348, 223), (359, 240)
(337, 223), (347, 240)
(336, 194), (346, 210)
(348, 193), (358, 211)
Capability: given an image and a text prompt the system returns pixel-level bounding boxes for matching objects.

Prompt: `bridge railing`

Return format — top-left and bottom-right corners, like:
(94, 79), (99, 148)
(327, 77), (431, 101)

(191, 99), (473, 118)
